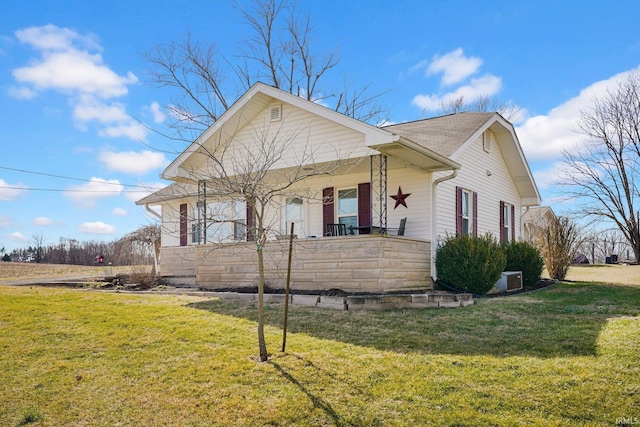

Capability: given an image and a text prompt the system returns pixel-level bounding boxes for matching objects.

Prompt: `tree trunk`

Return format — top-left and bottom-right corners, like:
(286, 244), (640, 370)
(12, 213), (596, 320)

(256, 239), (268, 362)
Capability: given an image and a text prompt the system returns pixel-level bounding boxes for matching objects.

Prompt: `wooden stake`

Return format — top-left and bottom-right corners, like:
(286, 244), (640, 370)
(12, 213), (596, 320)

(282, 222), (295, 353)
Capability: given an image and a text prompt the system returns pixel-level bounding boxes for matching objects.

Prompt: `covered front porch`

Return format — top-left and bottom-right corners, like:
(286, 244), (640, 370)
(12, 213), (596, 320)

(159, 234), (432, 293)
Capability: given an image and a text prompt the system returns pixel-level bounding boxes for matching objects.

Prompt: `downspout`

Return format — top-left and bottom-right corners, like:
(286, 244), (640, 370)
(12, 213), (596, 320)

(144, 203), (161, 219)
(430, 169), (459, 283)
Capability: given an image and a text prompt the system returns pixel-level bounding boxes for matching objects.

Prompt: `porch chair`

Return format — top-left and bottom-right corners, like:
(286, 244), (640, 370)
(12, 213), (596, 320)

(326, 223), (348, 236)
(384, 217), (407, 236)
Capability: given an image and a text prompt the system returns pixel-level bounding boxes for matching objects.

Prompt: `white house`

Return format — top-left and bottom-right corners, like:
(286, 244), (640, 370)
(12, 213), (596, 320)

(137, 83), (541, 292)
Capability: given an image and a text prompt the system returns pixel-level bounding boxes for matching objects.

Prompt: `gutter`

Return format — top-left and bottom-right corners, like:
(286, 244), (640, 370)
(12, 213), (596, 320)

(430, 168), (459, 282)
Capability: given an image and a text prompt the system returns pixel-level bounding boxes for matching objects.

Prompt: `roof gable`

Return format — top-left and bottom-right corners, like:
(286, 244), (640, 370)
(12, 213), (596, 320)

(382, 112), (494, 158)
(385, 112), (540, 206)
(161, 83), (396, 181)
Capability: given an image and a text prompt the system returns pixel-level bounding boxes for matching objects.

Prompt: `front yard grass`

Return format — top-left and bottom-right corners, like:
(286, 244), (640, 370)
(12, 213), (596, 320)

(1, 282), (639, 426)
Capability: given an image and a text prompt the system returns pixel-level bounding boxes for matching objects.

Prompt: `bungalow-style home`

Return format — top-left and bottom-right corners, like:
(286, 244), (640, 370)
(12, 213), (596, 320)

(137, 82), (541, 293)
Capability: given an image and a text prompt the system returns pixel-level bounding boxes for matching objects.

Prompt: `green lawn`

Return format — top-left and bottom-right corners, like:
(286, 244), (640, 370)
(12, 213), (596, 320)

(1, 283), (639, 426)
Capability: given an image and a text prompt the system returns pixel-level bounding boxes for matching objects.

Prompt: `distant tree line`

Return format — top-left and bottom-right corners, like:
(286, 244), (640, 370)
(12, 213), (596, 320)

(2, 225), (159, 266)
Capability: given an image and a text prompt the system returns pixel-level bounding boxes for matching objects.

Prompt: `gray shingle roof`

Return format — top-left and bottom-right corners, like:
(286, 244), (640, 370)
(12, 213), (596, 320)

(135, 182), (197, 205)
(382, 112), (495, 157)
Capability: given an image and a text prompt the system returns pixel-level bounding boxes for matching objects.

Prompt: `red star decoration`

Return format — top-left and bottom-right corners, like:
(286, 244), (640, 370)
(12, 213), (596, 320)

(391, 186), (411, 209)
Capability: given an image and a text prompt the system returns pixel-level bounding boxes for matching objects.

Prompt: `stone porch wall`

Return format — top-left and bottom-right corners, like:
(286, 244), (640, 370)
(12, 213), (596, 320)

(158, 246), (197, 286)
(194, 235), (432, 293)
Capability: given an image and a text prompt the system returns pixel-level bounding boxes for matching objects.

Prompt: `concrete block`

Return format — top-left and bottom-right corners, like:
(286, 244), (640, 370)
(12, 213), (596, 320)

(410, 302), (440, 308)
(439, 301), (461, 308)
(381, 295), (412, 305)
(460, 300), (475, 307)
(291, 295), (319, 307)
(411, 294), (429, 304)
(429, 293), (457, 303)
(318, 295), (347, 310)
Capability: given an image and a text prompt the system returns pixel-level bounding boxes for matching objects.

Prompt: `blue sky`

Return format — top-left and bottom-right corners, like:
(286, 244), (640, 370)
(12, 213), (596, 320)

(1, 0), (639, 253)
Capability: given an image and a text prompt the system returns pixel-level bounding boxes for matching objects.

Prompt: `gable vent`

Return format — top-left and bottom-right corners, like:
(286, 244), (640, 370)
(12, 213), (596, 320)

(270, 104), (282, 122)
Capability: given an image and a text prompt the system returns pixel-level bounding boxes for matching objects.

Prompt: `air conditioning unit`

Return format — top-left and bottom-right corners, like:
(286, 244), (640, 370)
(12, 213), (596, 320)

(494, 271), (522, 292)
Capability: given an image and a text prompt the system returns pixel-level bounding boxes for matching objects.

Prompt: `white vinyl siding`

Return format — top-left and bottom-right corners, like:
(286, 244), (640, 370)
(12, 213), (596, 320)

(435, 129), (521, 241)
(180, 101), (377, 177)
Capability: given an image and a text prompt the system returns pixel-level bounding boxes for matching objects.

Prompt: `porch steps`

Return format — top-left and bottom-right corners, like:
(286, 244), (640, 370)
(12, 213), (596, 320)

(199, 291), (473, 310)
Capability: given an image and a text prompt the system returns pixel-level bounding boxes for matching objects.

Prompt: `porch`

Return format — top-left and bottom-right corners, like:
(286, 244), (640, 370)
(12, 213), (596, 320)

(158, 235), (432, 293)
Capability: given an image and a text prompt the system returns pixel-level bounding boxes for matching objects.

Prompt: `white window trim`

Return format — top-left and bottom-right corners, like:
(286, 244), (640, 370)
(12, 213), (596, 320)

(283, 196), (305, 236)
(461, 188), (473, 236)
(336, 187), (358, 226)
(503, 202), (512, 242)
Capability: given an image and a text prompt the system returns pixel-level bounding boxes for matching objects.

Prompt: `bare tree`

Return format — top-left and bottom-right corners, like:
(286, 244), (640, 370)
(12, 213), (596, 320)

(177, 108), (363, 362)
(561, 71), (640, 262)
(145, 0), (388, 144)
(31, 233), (45, 264)
(120, 224), (161, 275)
(438, 95), (522, 122)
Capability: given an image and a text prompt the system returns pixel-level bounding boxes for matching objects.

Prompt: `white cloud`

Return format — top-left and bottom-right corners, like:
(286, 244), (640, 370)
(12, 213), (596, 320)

(149, 102), (166, 124)
(32, 217), (54, 226)
(7, 86), (38, 99)
(73, 96), (130, 124)
(427, 48), (483, 86)
(14, 24), (99, 52)
(78, 221), (117, 234)
(516, 66), (640, 161)
(11, 25), (143, 141)
(72, 95), (148, 141)
(112, 207), (127, 216)
(9, 231), (29, 243)
(412, 74), (502, 112)
(64, 177), (123, 209)
(100, 150), (168, 175)
(99, 123), (148, 141)
(0, 179), (27, 201)
(13, 24), (137, 98)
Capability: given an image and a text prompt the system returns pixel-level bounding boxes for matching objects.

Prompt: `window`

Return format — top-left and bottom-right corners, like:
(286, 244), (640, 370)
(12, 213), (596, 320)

(461, 189), (472, 236)
(503, 202), (511, 242)
(205, 200), (246, 242)
(192, 203), (202, 243)
(500, 201), (515, 243)
(456, 187), (477, 237)
(337, 188), (358, 230)
(285, 197), (303, 233)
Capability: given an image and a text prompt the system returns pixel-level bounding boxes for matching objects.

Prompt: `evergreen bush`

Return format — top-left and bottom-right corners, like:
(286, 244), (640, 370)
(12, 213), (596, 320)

(502, 240), (544, 286)
(435, 233), (506, 295)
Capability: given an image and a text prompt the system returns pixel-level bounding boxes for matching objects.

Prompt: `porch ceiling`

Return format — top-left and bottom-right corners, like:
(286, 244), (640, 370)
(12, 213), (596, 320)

(369, 137), (460, 172)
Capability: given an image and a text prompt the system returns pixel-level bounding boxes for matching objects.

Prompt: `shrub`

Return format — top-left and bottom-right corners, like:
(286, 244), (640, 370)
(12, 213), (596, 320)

(436, 233), (506, 295)
(120, 265), (158, 289)
(533, 215), (582, 280)
(502, 240), (544, 286)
